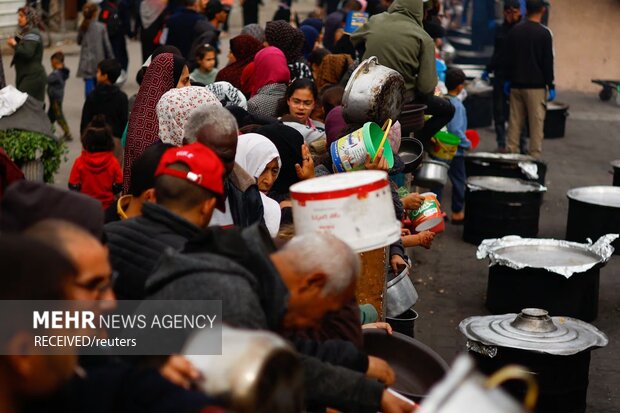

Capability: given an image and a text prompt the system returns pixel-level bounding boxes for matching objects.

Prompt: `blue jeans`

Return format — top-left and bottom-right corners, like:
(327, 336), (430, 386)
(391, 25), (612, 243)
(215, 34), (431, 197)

(448, 155), (466, 213)
(84, 78), (96, 98)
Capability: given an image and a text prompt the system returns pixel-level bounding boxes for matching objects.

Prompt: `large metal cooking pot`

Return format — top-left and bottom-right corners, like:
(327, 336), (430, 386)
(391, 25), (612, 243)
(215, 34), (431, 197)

(477, 235), (617, 321)
(342, 56), (405, 125)
(460, 308), (608, 413)
(465, 152), (547, 185)
(184, 326), (303, 413)
(418, 355), (536, 413)
(386, 266), (419, 318)
(363, 329), (448, 402)
(566, 186), (620, 254)
(414, 159), (449, 187)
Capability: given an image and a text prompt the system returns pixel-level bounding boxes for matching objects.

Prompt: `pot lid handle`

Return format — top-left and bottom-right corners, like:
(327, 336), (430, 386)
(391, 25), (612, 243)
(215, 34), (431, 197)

(510, 308), (557, 333)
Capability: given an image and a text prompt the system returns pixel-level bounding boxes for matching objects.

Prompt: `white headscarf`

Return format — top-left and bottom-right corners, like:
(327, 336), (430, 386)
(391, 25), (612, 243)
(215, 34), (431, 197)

(156, 86), (221, 146)
(235, 133), (282, 237)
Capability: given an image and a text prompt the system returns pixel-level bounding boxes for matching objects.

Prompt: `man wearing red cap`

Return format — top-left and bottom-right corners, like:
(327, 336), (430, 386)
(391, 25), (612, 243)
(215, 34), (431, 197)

(104, 143), (227, 300)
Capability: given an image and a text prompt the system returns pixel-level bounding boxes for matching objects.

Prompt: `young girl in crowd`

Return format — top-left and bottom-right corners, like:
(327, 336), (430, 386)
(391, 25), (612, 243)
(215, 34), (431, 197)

(69, 115), (122, 209)
(190, 44), (218, 85)
(77, 3), (114, 98)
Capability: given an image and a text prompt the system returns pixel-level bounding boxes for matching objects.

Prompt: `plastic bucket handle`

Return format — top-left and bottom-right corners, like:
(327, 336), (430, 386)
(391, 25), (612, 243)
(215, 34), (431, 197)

(373, 118), (393, 162)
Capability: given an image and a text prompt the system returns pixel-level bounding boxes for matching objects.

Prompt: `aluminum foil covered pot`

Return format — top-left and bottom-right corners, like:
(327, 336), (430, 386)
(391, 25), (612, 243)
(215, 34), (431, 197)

(477, 235), (618, 321)
(459, 308), (608, 413)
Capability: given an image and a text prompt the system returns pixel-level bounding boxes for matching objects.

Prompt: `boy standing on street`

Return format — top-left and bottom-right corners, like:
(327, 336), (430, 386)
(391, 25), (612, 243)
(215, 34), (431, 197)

(47, 51), (72, 141)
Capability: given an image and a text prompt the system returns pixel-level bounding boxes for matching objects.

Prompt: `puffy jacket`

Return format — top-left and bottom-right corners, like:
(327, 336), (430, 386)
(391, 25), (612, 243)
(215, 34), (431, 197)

(68, 150), (122, 209)
(351, 0), (437, 97)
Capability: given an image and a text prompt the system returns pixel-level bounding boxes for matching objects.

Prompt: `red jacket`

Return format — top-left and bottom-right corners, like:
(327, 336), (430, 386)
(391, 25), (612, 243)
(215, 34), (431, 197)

(69, 151), (122, 209)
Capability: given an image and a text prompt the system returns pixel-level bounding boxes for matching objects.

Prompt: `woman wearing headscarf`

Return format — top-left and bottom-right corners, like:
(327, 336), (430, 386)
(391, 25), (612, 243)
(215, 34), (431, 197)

(300, 25), (319, 60)
(205, 81), (248, 109)
(156, 86), (221, 146)
(123, 53), (190, 192)
(215, 34), (263, 93)
(235, 133), (282, 236)
(6, 7), (46, 102)
(265, 21), (312, 80)
(240, 23), (265, 43)
(313, 53), (353, 91)
(246, 47), (290, 119)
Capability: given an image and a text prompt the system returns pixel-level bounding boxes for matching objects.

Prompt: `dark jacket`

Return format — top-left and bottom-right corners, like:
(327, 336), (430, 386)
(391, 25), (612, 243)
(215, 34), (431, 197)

(164, 8), (213, 59)
(104, 202), (202, 299)
(486, 20), (518, 78)
(505, 20), (554, 89)
(226, 163), (265, 228)
(47, 67), (70, 102)
(80, 83), (129, 138)
(145, 225), (385, 412)
(11, 28), (47, 102)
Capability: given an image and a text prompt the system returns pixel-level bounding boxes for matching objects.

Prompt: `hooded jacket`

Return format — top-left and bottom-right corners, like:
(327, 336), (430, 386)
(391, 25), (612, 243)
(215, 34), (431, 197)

(68, 150), (122, 209)
(145, 224), (385, 412)
(81, 83), (129, 138)
(47, 67), (70, 102)
(351, 0), (437, 97)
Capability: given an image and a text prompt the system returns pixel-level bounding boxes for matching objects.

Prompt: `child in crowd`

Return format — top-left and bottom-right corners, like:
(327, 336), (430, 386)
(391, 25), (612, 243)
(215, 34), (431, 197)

(47, 51), (72, 140)
(69, 115), (122, 209)
(444, 68), (471, 223)
(80, 59), (128, 159)
(190, 44), (218, 85)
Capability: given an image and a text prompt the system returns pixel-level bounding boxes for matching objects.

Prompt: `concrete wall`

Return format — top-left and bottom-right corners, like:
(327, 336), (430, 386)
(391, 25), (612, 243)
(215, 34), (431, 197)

(550, 0), (620, 92)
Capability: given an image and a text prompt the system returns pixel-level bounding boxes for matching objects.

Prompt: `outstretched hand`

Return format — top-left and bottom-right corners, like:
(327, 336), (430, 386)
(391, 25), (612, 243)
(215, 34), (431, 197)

(295, 144), (315, 180)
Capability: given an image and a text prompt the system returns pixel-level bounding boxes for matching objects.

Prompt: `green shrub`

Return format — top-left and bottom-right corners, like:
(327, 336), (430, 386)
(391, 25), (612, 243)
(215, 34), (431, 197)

(0, 129), (67, 182)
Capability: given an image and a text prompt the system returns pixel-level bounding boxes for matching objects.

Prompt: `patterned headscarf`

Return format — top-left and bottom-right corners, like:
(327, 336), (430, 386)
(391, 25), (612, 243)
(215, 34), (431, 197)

(215, 35), (263, 91)
(18, 6), (39, 33)
(249, 47), (290, 96)
(157, 86), (221, 146)
(265, 21), (305, 64)
(205, 82), (248, 109)
(123, 53), (177, 193)
(315, 54), (353, 91)
(240, 23), (265, 43)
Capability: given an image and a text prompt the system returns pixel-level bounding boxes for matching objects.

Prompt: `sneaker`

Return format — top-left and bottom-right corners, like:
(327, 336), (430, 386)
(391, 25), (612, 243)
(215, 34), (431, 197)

(62, 134), (73, 142)
(451, 211), (465, 224)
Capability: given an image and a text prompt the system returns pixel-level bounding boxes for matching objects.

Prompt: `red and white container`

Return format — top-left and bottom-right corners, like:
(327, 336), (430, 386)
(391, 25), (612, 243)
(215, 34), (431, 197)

(290, 170), (401, 252)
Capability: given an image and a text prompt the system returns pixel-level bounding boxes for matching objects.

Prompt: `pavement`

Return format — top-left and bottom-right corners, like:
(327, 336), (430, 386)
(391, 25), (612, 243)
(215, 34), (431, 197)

(2, 1), (620, 410)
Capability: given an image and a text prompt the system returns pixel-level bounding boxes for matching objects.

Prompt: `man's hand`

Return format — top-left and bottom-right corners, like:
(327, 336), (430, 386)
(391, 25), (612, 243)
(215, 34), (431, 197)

(380, 389), (419, 412)
(364, 147), (389, 171)
(401, 193), (425, 211)
(366, 356), (396, 385)
(390, 254), (408, 274)
(295, 144), (315, 180)
(7, 37), (16, 47)
(160, 354), (201, 389)
(416, 231), (435, 249)
(548, 88), (556, 102)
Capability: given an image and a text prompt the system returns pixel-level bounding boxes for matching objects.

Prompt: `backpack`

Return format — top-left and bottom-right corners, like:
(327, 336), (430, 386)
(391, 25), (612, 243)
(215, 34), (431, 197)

(99, 1), (123, 37)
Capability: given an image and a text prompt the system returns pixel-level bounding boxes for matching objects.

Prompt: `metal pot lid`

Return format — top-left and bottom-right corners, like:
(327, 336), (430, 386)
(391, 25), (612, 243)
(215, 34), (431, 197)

(459, 308), (608, 356)
(466, 152), (536, 163)
(467, 176), (546, 193)
(477, 235), (618, 278)
(610, 160), (620, 169)
(547, 101), (569, 110)
(567, 186), (620, 208)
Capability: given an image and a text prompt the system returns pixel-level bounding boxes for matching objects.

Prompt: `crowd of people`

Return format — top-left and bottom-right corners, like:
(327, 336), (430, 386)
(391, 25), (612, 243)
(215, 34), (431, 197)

(0, 0), (557, 411)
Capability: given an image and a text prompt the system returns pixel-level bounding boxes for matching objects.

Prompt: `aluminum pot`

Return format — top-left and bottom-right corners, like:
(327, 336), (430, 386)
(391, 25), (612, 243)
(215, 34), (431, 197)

(184, 326), (303, 413)
(399, 137), (424, 174)
(414, 159), (449, 187)
(342, 56), (406, 125)
(386, 266), (419, 318)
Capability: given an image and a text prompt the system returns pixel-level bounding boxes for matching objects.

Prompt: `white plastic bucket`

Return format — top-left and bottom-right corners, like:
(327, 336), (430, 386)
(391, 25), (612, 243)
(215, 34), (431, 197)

(290, 170), (401, 252)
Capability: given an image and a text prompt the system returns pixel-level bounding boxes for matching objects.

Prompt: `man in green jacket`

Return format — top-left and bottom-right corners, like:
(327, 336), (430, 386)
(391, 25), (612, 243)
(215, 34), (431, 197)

(351, 0), (454, 148)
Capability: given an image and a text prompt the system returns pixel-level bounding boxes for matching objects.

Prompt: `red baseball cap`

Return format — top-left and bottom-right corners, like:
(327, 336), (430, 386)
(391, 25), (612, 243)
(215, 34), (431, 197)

(155, 143), (226, 211)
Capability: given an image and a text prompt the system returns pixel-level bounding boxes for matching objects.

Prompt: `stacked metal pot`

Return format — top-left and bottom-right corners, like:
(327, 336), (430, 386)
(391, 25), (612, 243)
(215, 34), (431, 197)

(385, 264), (419, 337)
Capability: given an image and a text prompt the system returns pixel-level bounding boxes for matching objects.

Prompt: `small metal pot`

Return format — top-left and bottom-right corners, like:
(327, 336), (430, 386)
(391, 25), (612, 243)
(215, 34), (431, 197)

(399, 137), (424, 174)
(386, 266), (418, 318)
(342, 56), (406, 125)
(414, 160), (449, 187)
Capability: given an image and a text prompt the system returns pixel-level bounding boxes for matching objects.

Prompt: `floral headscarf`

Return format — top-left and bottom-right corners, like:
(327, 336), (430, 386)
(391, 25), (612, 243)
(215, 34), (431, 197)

(265, 20), (305, 64)
(157, 86), (221, 146)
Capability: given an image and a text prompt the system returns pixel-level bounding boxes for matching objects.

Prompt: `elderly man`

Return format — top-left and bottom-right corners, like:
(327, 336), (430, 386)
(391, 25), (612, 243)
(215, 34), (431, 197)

(184, 105), (264, 229)
(105, 143), (226, 299)
(351, 0), (454, 148)
(145, 228), (414, 413)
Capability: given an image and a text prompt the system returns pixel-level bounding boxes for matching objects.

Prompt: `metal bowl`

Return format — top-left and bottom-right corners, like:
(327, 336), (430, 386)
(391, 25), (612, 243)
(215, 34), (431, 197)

(414, 160), (449, 187)
(399, 137), (424, 174)
(386, 266), (419, 318)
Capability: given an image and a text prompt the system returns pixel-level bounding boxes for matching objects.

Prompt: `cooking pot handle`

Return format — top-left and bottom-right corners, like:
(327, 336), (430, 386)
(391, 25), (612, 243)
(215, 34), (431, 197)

(485, 365), (539, 411)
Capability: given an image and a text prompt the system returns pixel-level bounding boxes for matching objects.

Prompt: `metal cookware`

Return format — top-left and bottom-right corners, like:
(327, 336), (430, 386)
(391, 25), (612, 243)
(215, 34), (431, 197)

(418, 355), (537, 413)
(342, 56), (405, 125)
(465, 152), (547, 185)
(363, 329), (448, 402)
(477, 235), (617, 321)
(386, 308), (419, 338)
(398, 103), (427, 136)
(566, 186), (620, 254)
(460, 308), (608, 413)
(464, 177), (546, 245)
(386, 266), (418, 318)
(610, 160), (620, 186)
(184, 326), (303, 413)
(414, 159), (449, 187)
(398, 137), (424, 174)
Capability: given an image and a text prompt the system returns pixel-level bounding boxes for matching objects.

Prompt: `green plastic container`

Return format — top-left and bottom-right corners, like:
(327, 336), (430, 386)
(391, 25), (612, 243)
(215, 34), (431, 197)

(331, 121), (395, 172)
